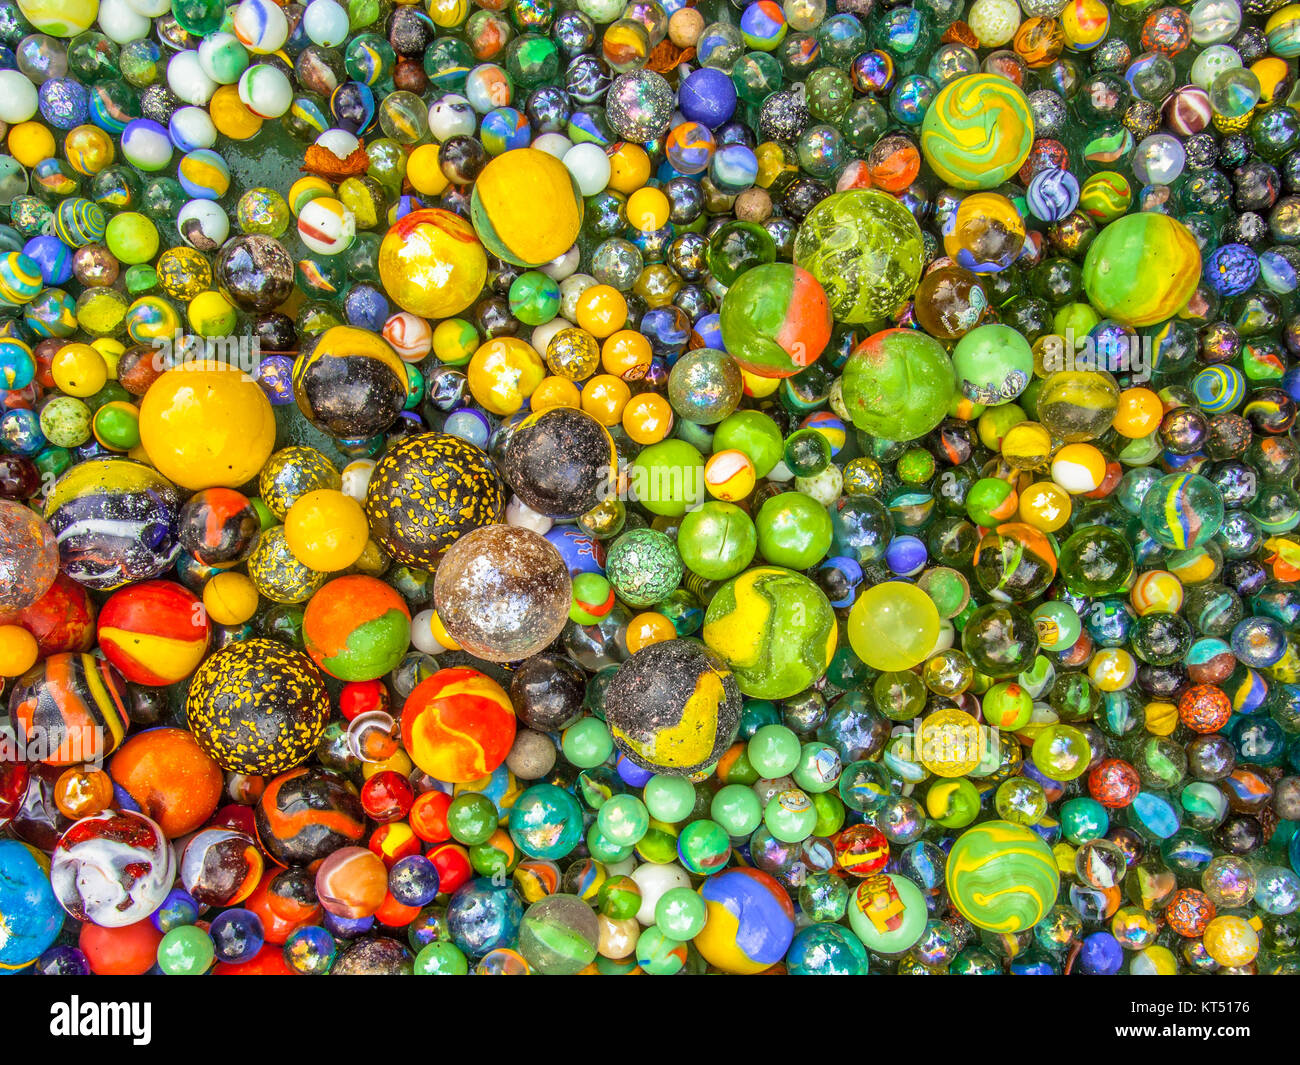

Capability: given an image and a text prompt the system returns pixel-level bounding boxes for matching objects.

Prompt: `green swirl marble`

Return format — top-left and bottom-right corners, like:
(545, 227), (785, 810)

(945, 820), (1060, 932)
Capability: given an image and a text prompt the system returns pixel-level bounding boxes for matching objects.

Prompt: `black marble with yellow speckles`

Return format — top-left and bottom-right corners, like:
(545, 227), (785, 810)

(364, 432), (505, 568)
(185, 638), (330, 774)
